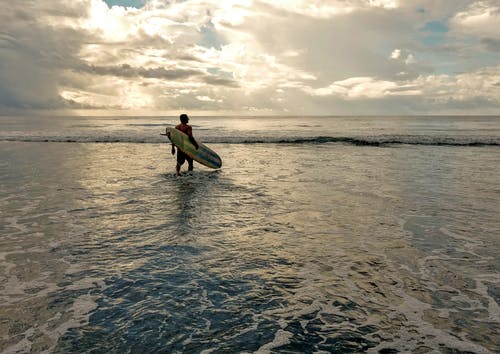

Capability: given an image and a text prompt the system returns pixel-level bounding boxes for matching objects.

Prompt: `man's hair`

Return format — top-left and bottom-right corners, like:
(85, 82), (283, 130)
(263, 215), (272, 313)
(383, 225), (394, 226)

(180, 113), (189, 123)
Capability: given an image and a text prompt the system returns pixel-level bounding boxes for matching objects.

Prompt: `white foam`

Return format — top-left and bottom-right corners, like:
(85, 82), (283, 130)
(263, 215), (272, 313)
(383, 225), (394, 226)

(200, 349), (217, 354)
(38, 294), (99, 353)
(474, 277), (500, 323)
(65, 277), (106, 291)
(4, 216), (30, 233)
(255, 329), (293, 354)
(439, 226), (486, 257)
(2, 328), (34, 354)
(368, 286), (493, 354)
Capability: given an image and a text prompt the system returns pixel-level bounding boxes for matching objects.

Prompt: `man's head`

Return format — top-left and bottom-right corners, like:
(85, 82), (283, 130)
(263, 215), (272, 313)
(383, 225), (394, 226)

(180, 113), (189, 123)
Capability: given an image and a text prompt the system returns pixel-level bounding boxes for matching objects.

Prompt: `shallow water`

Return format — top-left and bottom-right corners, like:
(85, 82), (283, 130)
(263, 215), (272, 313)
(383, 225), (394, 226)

(1, 136), (499, 353)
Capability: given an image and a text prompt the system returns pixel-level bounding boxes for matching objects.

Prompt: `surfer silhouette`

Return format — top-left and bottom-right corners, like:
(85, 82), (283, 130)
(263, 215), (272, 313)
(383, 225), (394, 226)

(170, 113), (199, 176)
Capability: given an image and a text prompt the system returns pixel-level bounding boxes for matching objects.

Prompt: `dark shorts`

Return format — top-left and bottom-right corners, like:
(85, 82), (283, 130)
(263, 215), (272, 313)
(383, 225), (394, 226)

(177, 150), (193, 165)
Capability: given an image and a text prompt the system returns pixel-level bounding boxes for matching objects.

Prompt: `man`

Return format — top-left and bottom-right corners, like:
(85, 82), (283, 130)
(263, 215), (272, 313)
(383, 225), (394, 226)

(171, 113), (199, 176)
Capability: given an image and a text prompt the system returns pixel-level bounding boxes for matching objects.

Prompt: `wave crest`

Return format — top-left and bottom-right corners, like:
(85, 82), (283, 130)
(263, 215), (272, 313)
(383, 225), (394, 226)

(1, 135), (498, 146)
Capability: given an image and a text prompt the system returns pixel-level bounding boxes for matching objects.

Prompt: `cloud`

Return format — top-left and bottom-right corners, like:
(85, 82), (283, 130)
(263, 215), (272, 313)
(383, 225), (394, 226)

(305, 77), (420, 99)
(251, 0), (400, 19)
(77, 63), (204, 79)
(451, 1), (500, 37)
(305, 65), (500, 108)
(481, 38), (500, 52)
(450, 1), (500, 53)
(419, 66), (500, 104)
(0, 2), (86, 110)
(390, 49), (401, 59)
(0, 0), (498, 114)
(390, 49), (417, 66)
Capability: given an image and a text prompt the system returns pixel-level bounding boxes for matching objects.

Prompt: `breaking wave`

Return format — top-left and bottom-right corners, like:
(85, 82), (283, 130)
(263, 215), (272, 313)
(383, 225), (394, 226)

(1, 134), (499, 146)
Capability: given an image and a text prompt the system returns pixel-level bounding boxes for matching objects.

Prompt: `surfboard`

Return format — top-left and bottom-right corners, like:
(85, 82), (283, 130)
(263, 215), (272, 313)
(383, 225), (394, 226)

(161, 127), (222, 169)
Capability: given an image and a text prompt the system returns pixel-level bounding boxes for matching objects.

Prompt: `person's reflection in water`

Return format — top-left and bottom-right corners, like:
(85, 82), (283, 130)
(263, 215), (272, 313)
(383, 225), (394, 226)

(173, 179), (198, 237)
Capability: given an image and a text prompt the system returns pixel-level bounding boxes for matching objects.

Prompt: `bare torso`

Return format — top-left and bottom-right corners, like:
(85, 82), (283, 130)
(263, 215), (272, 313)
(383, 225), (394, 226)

(175, 123), (193, 136)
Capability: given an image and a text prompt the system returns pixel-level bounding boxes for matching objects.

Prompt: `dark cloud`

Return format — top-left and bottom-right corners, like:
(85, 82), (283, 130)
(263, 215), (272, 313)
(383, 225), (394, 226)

(202, 75), (239, 87)
(0, 2), (86, 110)
(73, 63), (239, 87)
(481, 38), (500, 52)
(76, 63), (204, 80)
(176, 54), (203, 62)
(60, 98), (113, 110)
(0, 2), (234, 112)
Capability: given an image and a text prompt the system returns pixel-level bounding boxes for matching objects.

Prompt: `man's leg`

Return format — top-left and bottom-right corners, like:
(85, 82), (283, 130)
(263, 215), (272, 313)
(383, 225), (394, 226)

(187, 157), (194, 172)
(176, 151), (186, 176)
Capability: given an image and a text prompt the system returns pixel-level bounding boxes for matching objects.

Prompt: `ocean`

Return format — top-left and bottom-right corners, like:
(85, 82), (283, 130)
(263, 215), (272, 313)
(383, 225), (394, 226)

(0, 115), (499, 353)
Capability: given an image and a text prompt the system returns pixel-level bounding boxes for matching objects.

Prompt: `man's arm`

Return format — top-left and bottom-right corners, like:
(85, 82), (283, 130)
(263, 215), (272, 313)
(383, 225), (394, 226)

(166, 130), (176, 154)
(187, 126), (199, 149)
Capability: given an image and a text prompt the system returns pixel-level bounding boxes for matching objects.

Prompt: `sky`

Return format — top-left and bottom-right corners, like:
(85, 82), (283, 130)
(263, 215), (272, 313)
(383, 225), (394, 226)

(0, 0), (499, 115)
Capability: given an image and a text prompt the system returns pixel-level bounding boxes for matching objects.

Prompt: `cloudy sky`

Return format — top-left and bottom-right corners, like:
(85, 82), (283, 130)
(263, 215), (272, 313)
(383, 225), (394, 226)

(1, 0), (499, 115)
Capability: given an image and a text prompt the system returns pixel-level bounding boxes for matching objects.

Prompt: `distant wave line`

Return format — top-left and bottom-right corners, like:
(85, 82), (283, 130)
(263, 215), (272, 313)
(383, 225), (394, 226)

(274, 136), (500, 146)
(1, 135), (499, 146)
